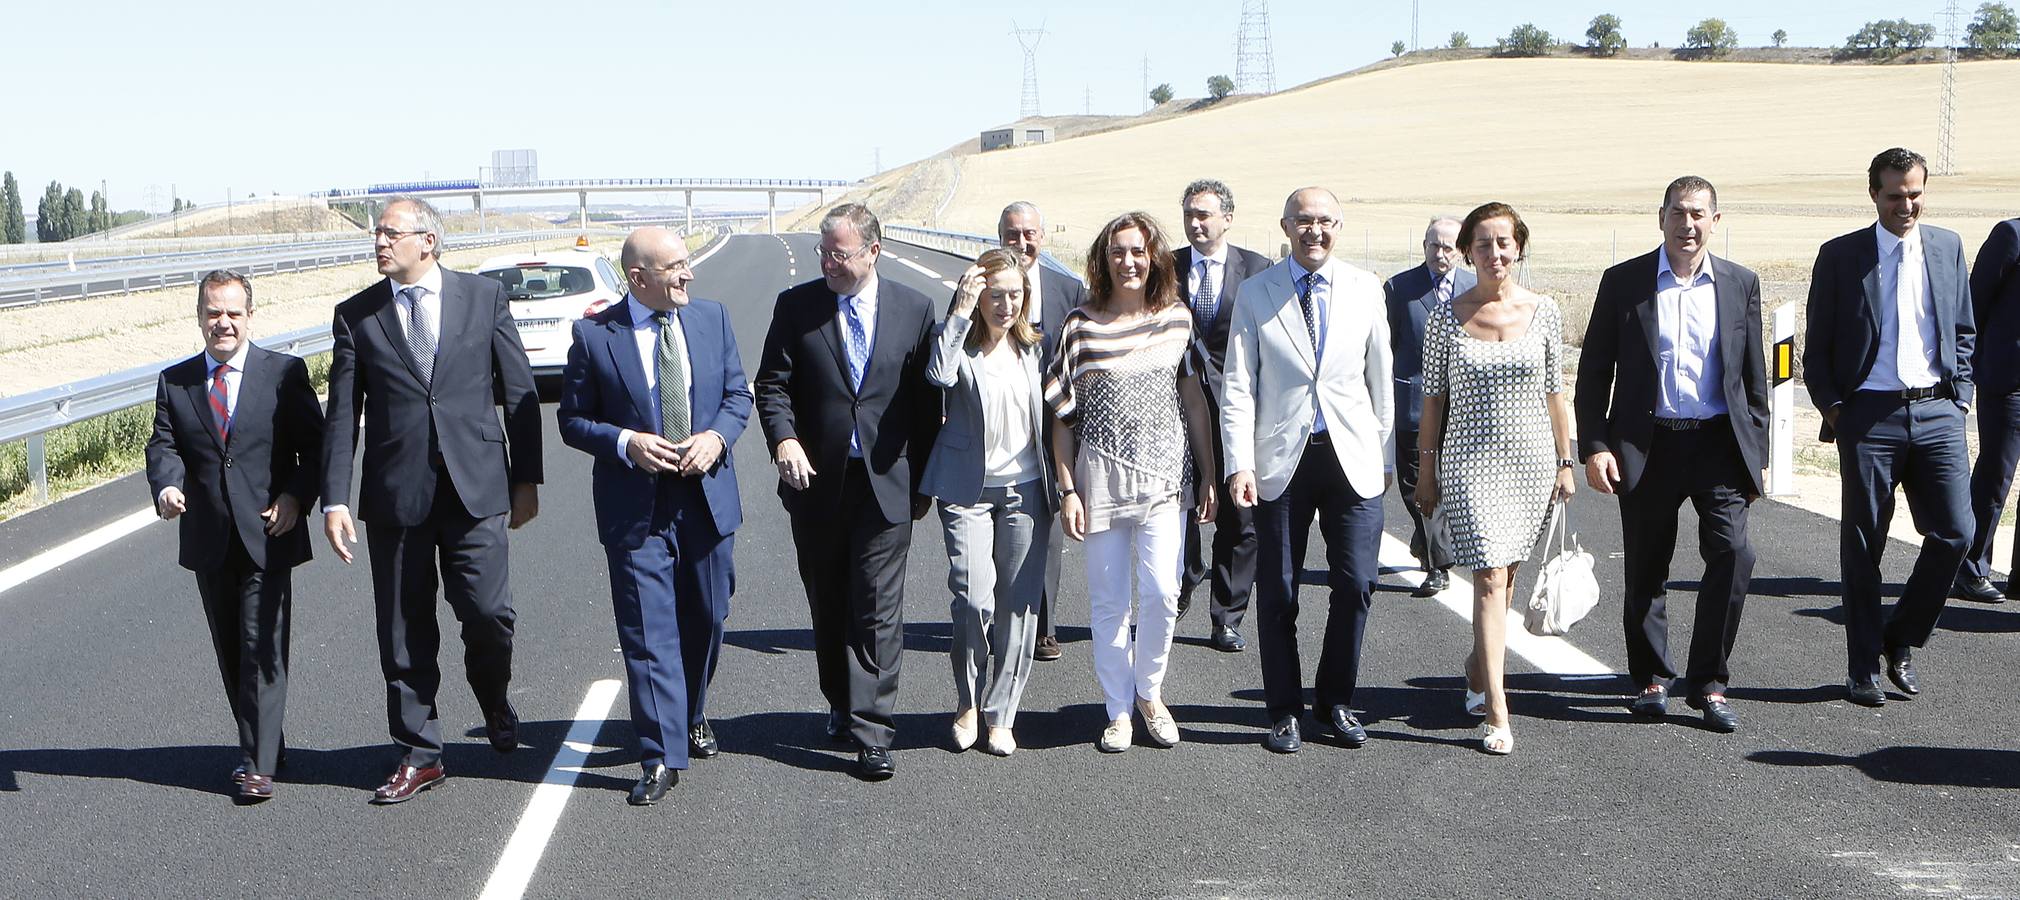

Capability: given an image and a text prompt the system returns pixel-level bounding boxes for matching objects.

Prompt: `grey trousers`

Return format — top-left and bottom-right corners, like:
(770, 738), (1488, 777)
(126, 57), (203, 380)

(939, 480), (1051, 727)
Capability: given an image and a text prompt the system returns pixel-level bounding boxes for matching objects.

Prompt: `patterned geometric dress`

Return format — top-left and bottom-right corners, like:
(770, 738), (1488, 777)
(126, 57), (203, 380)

(1043, 304), (1195, 533)
(1421, 295), (1563, 571)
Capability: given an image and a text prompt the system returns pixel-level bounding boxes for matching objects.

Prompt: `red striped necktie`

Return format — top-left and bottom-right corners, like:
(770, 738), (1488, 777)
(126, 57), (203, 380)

(209, 363), (232, 442)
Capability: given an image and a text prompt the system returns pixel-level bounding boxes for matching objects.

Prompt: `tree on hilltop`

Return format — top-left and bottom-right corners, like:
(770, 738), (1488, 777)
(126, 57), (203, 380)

(1392, 40), (1406, 57)
(1772, 29), (1788, 47)
(1206, 75), (1235, 100)
(1968, 2), (2019, 52)
(1496, 23), (1553, 57)
(1587, 14), (1626, 56)
(1450, 31), (1471, 49)
(1149, 83), (1174, 105)
(1, 172), (24, 244)
(1684, 18), (1739, 57)
(1842, 19), (1935, 57)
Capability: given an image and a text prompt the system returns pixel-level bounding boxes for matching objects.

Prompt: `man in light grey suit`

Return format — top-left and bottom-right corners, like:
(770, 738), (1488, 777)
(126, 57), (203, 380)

(1384, 217), (1474, 598)
(1222, 187), (1394, 754)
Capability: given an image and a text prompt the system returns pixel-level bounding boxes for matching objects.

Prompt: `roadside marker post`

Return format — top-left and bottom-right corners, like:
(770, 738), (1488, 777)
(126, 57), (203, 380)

(1768, 303), (1796, 496)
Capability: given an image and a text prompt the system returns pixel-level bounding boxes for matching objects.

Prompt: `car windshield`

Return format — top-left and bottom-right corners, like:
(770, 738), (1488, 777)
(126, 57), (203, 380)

(483, 265), (595, 301)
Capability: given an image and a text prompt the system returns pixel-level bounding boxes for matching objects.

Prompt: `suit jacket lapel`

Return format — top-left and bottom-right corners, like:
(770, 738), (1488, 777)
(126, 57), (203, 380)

(184, 357), (226, 453)
(1858, 236), (1883, 331)
(1713, 257), (1745, 382)
(1925, 233), (1957, 372)
(605, 310), (653, 426)
(433, 271), (477, 382)
(864, 288), (909, 391)
(1636, 254), (1663, 369)
(816, 287), (854, 394)
(229, 347), (276, 449)
(369, 281), (428, 384)
(1271, 268), (1318, 372)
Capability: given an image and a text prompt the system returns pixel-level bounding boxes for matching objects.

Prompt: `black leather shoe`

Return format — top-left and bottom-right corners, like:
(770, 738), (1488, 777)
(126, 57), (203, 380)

(689, 721), (719, 759)
(236, 773), (274, 804)
(1263, 716), (1302, 753)
(1413, 569), (1450, 598)
(1846, 677), (1886, 707)
(484, 699), (520, 753)
(1953, 575), (2007, 604)
(855, 746), (896, 781)
(1175, 584), (1196, 621)
(1885, 647), (1920, 696)
(1321, 705), (1368, 747)
(1630, 683), (1669, 718)
(627, 764), (675, 806)
(825, 710), (856, 747)
(1211, 627), (1246, 653)
(1686, 693), (1739, 733)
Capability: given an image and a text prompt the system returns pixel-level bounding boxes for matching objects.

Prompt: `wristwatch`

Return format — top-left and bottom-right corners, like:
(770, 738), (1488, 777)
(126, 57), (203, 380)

(1557, 458), (1578, 469)
(1056, 486), (1077, 503)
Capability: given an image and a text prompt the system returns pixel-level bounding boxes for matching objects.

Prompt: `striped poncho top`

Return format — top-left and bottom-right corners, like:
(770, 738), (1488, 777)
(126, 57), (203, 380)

(1043, 303), (1197, 532)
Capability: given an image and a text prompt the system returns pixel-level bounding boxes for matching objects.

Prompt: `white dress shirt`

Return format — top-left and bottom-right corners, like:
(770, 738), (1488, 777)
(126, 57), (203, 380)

(617, 295), (720, 467)
(1859, 222), (1941, 392)
(1187, 245), (1230, 307)
(388, 264), (445, 347)
(160, 341), (250, 507)
(1654, 250), (1727, 419)
(978, 345), (1042, 487)
(1024, 264), (1045, 326)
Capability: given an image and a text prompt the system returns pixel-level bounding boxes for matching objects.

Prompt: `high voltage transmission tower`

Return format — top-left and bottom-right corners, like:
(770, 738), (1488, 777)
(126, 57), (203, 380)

(1012, 21), (1046, 118)
(1234, 1), (1276, 95)
(1937, 0), (1961, 175)
(1411, 0), (1420, 52)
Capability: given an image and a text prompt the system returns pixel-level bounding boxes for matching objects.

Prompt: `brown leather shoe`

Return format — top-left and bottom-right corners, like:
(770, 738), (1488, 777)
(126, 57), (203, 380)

(237, 773), (274, 803)
(371, 764), (446, 805)
(1033, 635), (1062, 661)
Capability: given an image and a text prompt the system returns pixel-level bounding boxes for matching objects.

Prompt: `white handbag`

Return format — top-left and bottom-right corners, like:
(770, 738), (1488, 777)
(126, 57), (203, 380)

(1522, 499), (1599, 636)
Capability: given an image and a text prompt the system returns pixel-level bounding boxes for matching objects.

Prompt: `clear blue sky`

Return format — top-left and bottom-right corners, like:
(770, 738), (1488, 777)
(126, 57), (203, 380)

(0, 0), (1960, 211)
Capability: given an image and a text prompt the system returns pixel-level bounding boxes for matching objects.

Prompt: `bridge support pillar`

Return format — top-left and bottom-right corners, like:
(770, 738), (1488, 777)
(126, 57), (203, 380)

(684, 190), (694, 234)
(578, 191), (589, 232)
(473, 192), (484, 232)
(767, 191), (777, 234)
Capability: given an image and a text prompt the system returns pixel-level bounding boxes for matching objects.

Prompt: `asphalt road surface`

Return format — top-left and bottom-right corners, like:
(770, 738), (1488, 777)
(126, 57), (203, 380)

(3, 234), (2017, 899)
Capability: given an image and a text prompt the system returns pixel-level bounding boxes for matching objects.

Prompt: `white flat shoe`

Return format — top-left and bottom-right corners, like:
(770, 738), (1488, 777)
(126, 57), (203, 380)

(952, 709), (978, 751)
(1098, 717), (1132, 753)
(1464, 689), (1488, 718)
(1137, 698), (1180, 748)
(1477, 721), (1513, 755)
(983, 727), (1016, 757)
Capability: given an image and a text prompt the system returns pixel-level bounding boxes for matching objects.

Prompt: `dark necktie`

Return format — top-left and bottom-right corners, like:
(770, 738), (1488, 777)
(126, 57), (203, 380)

(402, 285), (435, 385)
(843, 298), (870, 392)
(654, 310), (690, 442)
(1297, 272), (1319, 354)
(208, 363), (232, 442)
(1192, 262), (1217, 326)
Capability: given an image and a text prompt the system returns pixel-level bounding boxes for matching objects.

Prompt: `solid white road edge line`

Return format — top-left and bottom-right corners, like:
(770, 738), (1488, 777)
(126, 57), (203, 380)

(888, 256), (941, 279)
(478, 678), (624, 900)
(1377, 532), (1613, 676)
(0, 507), (157, 597)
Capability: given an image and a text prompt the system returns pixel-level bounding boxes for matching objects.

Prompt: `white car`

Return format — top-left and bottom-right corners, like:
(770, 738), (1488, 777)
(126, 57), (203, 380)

(475, 247), (628, 383)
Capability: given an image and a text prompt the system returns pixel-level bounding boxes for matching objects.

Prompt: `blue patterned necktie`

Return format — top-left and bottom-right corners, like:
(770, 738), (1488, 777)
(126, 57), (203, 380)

(1192, 261), (1217, 326)
(402, 285), (435, 385)
(1297, 272), (1319, 354)
(843, 296), (869, 392)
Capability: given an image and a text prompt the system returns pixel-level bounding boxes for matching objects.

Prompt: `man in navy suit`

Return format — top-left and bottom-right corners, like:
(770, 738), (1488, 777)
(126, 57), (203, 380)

(1956, 216), (2020, 604)
(1173, 179), (1272, 652)
(1384, 216), (1474, 598)
(757, 203), (939, 780)
(147, 270), (323, 803)
(1803, 147), (1976, 708)
(322, 197), (543, 803)
(559, 227), (750, 806)
(998, 200), (1087, 662)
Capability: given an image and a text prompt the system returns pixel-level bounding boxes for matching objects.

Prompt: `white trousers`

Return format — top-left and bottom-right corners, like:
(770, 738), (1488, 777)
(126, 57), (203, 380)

(1084, 501), (1184, 721)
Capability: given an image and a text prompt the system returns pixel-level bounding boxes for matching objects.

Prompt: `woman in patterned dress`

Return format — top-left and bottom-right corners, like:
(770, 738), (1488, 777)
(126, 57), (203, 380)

(1414, 202), (1577, 755)
(1046, 211), (1219, 753)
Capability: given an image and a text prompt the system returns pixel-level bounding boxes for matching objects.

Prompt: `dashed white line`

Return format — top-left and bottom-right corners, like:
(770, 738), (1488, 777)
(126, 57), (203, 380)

(478, 678), (624, 900)
(1377, 532), (1613, 676)
(0, 507), (156, 597)
(940, 279), (958, 290)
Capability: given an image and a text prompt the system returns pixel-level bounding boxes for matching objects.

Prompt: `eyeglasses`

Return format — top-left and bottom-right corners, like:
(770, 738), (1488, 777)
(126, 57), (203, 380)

(635, 260), (693, 276)
(1289, 217), (1340, 232)
(813, 242), (876, 265)
(371, 227), (428, 242)
(1424, 241), (1459, 252)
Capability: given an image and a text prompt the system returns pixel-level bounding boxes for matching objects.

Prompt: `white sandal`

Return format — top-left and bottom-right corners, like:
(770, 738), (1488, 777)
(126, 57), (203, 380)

(1463, 689), (1488, 718)
(1477, 722), (1513, 755)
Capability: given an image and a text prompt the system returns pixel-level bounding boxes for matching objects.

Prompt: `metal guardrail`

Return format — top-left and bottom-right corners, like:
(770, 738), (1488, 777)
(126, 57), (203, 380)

(315, 177), (856, 199)
(882, 224), (1080, 280)
(0, 324), (333, 504)
(0, 229), (617, 310)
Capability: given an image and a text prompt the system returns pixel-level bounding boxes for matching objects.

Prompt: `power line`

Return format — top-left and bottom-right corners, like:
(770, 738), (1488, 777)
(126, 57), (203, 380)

(1012, 21), (1047, 119)
(1234, 1), (1276, 95)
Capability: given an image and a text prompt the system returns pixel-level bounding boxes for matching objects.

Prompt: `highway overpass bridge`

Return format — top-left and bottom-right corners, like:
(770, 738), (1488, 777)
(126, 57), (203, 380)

(312, 177), (857, 234)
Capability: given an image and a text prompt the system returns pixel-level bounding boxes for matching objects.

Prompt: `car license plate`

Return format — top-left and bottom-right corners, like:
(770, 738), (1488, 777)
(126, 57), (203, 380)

(514, 317), (563, 330)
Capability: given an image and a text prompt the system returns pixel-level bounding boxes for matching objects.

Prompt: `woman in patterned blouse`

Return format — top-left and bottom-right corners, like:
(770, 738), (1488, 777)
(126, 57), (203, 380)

(1045, 211), (1219, 753)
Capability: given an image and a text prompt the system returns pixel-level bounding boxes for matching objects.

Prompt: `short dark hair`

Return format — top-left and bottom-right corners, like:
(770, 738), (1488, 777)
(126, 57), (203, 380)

(1868, 147), (1927, 193)
(1458, 202), (1530, 264)
(196, 269), (254, 312)
(1181, 179), (1235, 214)
(1085, 211), (1180, 312)
(1662, 175), (1719, 212)
(821, 202), (882, 247)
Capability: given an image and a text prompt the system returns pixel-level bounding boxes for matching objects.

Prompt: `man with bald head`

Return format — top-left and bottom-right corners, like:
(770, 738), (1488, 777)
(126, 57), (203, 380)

(559, 227), (751, 805)
(1222, 187), (1393, 753)
(997, 200), (1087, 661)
(1384, 216), (1473, 597)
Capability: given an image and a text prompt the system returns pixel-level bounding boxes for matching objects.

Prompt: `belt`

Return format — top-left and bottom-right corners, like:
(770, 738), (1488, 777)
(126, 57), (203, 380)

(1652, 415), (1725, 431)
(1890, 384), (1953, 401)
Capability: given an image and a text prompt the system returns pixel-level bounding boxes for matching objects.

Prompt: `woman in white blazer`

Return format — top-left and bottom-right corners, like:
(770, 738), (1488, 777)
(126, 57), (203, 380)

(919, 248), (1056, 756)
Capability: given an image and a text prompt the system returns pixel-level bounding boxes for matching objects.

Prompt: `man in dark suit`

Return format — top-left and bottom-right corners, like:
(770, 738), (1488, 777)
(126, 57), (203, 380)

(1173, 179), (1272, 653)
(1803, 147), (1976, 708)
(146, 269), (322, 803)
(998, 201), (1086, 662)
(559, 227), (751, 806)
(321, 197), (544, 803)
(1384, 216), (1474, 599)
(1575, 177), (1768, 733)
(1956, 216), (2020, 604)
(756, 203), (939, 780)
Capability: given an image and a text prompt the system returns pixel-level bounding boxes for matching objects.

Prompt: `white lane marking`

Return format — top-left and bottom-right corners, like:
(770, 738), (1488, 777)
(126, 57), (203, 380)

(789, 269), (796, 277)
(689, 232), (735, 270)
(1378, 532), (1613, 676)
(0, 507), (157, 597)
(941, 279), (957, 290)
(478, 678), (624, 900)
(887, 256), (941, 280)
